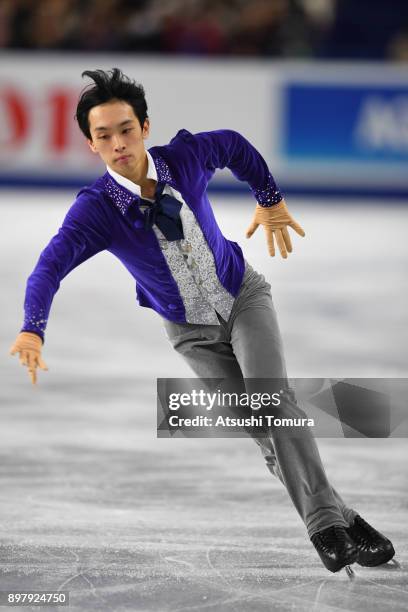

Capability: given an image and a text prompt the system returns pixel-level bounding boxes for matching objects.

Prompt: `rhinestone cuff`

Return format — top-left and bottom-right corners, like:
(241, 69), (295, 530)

(253, 174), (283, 207)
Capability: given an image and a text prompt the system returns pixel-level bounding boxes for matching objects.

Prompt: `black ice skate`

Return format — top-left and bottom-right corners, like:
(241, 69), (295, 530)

(311, 525), (358, 574)
(346, 514), (397, 567)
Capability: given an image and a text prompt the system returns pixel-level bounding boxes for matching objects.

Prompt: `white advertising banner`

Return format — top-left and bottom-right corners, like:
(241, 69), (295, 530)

(0, 52), (278, 186)
(0, 52), (407, 196)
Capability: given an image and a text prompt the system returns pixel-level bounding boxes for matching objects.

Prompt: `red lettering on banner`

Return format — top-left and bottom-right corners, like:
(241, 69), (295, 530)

(1, 90), (28, 147)
(0, 85), (98, 163)
(49, 91), (71, 152)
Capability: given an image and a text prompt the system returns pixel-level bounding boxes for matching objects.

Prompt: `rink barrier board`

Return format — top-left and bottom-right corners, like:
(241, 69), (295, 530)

(1, 175), (407, 201)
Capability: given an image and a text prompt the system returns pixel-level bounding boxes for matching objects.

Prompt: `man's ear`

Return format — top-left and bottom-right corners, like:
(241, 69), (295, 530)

(87, 138), (98, 154)
(142, 118), (150, 140)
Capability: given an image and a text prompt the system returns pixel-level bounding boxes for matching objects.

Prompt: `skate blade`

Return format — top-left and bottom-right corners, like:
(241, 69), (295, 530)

(345, 565), (356, 580)
(389, 558), (401, 569)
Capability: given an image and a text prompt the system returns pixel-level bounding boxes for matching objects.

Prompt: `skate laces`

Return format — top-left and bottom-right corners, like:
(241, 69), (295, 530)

(351, 515), (381, 544)
(312, 525), (347, 550)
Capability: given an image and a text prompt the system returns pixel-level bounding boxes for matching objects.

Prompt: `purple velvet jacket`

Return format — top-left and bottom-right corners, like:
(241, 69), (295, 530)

(21, 129), (282, 342)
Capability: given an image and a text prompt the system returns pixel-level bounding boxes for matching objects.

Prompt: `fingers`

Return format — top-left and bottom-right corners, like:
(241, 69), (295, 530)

(281, 226), (293, 254)
(29, 355), (50, 384)
(246, 220), (259, 239)
(29, 365), (37, 385)
(19, 350), (29, 367)
(37, 357), (48, 371)
(19, 350), (35, 383)
(12, 348), (46, 384)
(289, 220), (306, 237)
(27, 351), (36, 372)
(28, 354), (39, 385)
(265, 228), (292, 259)
(264, 227), (275, 257)
(275, 229), (288, 259)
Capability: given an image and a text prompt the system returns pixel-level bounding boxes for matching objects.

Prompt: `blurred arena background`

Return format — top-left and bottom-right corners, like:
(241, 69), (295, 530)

(1, 2), (408, 611)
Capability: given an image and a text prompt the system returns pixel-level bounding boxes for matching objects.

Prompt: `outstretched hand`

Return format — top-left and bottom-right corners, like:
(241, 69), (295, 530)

(246, 199), (305, 258)
(9, 332), (48, 385)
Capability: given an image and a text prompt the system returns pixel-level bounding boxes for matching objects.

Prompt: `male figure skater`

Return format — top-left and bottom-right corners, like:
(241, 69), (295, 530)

(9, 69), (395, 575)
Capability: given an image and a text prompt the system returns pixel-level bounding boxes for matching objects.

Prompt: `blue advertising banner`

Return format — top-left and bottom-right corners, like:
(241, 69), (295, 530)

(283, 83), (408, 163)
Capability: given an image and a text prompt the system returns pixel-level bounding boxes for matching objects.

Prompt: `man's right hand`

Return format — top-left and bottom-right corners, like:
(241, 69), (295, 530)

(9, 332), (48, 385)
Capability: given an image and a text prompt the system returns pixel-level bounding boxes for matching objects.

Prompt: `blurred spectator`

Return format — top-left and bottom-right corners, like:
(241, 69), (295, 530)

(119, 0), (166, 53)
(226, 0), (289, 56)
(321, 0), (408, 60)
(160, 0), (231, 55)
(388, 27), (408, 62)
(70, 0), (124, 51)
(0, 0), (15, 48)
(27, 0), (81, 50)
(1, 0), (36, 49)
(0, 0), (406, 61)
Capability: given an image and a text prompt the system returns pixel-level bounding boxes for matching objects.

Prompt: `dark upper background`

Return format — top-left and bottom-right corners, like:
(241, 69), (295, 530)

(1, 0), (408, 61)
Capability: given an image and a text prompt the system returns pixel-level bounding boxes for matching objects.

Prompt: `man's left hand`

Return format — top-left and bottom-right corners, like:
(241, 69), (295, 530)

(246, 199), (305, 258)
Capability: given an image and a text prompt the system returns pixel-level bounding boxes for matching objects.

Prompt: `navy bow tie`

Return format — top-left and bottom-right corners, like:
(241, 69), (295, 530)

(141, 182), (184, 241)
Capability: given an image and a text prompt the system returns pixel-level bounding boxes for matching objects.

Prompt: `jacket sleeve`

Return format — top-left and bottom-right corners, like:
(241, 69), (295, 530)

(179, 128), (283, 207)
(20, 193), (113, 343)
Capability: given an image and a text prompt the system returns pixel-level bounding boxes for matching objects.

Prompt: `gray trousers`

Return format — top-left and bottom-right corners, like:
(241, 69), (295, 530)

(162, 262), (357, 538)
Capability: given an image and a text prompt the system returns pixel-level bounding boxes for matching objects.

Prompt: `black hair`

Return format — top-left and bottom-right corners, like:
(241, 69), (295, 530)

(75, 68), (148, 139)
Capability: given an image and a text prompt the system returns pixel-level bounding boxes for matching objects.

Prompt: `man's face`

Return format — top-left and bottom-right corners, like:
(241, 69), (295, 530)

(87, 99), (149, 179)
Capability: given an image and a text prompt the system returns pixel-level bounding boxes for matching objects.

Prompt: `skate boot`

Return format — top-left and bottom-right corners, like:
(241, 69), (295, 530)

(346, 514), (396, 567)
(311, 525), (358, 573)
